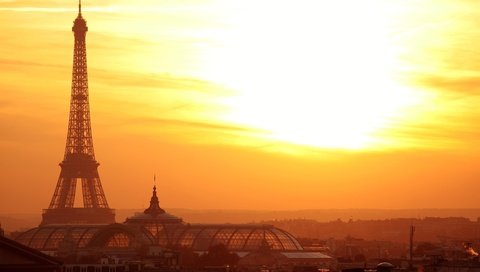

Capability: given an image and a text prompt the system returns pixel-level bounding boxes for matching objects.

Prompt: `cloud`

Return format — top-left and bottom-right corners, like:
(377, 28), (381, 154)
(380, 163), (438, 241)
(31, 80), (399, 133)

(414, 74), (480, 97)
(91, 68), (231, 95)
(377, 97), (480, 150)
(132, 116), (262, 135)
(0, 0), (217, 14)
(0, 58), (66, 69)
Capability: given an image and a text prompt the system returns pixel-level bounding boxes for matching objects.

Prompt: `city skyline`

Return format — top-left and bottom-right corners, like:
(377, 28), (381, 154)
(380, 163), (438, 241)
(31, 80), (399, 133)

(2, 0), (480, 213)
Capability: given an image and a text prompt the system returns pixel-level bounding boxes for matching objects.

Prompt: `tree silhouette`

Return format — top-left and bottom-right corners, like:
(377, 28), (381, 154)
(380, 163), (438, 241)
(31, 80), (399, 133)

(178, 246), (200, 269)
(199, 244), (239, 267)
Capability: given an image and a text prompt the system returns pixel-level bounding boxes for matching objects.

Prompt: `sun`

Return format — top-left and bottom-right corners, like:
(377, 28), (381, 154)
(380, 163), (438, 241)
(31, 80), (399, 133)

(193, 1), (423, 150)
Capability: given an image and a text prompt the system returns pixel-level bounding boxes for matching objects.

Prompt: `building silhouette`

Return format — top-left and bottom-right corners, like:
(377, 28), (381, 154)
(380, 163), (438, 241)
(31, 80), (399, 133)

(17, 186), (304, 254)
(41, 0), (114, 226)
(0, 235), (62, 272)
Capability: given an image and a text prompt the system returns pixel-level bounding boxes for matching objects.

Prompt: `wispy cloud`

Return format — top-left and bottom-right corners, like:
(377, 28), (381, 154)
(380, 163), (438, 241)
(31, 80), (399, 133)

(134, 117), (262, 134)
(0, 0), (218, 14)
(0, 58), (66, 69)
(415, 75), (480, 97)
(91, 68), (231, 95)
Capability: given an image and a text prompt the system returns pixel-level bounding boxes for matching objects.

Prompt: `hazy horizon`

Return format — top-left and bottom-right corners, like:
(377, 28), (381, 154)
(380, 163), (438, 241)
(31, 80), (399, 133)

(3, 208), (480, 233)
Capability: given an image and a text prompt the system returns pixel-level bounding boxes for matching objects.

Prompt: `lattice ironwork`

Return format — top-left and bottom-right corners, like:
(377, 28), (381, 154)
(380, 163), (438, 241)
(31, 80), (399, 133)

(42, 2), (114, 225)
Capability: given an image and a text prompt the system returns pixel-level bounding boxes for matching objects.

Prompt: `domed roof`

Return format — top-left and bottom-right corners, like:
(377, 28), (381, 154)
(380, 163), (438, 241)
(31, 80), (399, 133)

(377, 262), (395, 272)
(126, 211), (183, 224)
(15, 184), (304, 253)
(87, 223), (155, 248)
(15, 224), (156, 251)
(124, 186), (303, 252)
(15, 225), (102, 251)
(125, 185), (183, 224)
(377, 262), (395, 268)
(166, 224), (304, 251)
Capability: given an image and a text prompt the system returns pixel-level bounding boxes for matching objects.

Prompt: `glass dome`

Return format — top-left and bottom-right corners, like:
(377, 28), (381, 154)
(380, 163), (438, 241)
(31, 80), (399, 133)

(15, 225), (102, 251)
(15, 223), (155, 251)
(166, 224), (304, 251)
(16, 187), (304, 253)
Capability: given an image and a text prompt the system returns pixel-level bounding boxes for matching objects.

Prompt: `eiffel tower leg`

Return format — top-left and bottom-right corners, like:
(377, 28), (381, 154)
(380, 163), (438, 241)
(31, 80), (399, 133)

(82, 177), (110, 208)
(49, 173), (76, 209)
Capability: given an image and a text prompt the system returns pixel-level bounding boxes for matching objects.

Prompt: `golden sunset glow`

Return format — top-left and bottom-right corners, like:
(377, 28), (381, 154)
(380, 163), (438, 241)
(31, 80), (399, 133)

(2, 0), (480, 212)
(0, 0), (462, 151)
(197, 1), (418, 150)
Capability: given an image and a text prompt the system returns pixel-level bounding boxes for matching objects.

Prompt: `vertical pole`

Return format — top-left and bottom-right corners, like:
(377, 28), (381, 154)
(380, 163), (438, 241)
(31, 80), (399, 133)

(409, 225), (415, 270)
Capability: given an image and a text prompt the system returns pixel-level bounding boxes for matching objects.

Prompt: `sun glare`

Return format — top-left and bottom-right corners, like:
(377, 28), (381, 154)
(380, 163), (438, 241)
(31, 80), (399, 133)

(195, 1), (424, 150)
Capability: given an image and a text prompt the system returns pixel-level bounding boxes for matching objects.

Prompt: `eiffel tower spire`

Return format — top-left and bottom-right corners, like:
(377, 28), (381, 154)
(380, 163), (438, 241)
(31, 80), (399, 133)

(41, 1), (115, 225)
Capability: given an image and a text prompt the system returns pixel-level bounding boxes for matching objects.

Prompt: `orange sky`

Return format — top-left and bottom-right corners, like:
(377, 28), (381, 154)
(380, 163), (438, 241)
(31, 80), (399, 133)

(2, 0), (480, 213)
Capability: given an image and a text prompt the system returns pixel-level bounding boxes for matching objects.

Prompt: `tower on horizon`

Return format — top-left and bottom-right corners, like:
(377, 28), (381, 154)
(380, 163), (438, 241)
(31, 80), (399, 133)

(41, 1), (115, 225)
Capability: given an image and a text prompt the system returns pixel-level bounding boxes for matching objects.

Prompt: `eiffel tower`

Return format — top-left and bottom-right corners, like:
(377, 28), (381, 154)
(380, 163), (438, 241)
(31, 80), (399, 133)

(41, 1), (115, 225)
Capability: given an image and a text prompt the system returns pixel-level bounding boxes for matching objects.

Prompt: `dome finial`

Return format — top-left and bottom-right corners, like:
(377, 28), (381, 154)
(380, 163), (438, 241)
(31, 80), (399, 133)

(79, 0), (82, 15)
(144, 176), (165, 215)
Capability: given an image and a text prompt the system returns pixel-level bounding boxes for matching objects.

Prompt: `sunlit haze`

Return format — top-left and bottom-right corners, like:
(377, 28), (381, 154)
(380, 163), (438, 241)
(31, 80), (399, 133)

(2, 0), (480, 213)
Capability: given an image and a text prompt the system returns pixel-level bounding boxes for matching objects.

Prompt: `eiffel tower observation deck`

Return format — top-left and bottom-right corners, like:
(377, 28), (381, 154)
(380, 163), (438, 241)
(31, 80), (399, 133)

(41, 1), (115, 225)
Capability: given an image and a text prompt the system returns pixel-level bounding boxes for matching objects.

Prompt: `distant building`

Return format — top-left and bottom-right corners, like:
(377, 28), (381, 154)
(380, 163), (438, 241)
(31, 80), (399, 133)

(240, 250), (334, 272)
